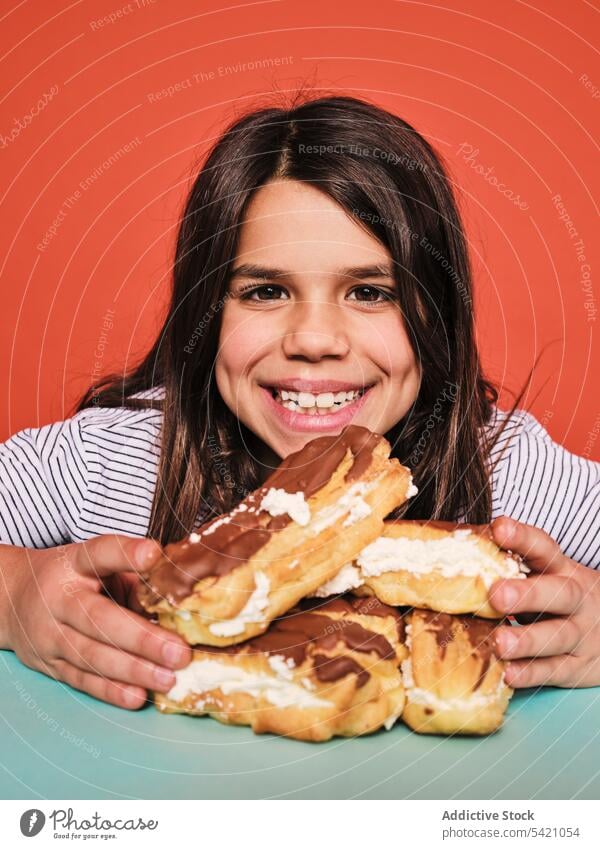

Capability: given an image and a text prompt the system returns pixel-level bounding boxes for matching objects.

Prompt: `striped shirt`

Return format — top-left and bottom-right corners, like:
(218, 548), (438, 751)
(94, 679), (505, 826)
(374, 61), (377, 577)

(0, 391), (599, 568)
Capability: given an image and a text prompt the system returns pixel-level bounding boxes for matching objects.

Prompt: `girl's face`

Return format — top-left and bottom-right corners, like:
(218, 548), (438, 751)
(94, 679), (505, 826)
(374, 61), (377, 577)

(216, 179), (421, 460)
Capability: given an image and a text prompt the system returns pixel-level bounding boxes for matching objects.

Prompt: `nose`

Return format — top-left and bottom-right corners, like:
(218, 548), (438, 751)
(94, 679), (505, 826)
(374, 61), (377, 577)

(281, 300), (351, 362)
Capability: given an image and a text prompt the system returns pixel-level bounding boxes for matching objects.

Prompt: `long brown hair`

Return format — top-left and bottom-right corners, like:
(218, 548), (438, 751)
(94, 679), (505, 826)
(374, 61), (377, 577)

(76, 94), (531, 544)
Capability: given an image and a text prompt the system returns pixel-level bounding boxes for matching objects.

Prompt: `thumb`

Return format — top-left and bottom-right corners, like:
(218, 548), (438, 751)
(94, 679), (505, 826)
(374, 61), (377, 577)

(72, 534), (162, 579)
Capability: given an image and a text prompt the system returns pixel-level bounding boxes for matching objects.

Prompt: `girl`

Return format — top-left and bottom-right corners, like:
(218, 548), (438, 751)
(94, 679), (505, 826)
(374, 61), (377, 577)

(1, 95), (598, 710)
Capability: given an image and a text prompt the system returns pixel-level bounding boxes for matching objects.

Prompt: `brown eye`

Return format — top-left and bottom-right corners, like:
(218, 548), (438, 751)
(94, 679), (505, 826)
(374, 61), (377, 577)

(240, 284), (289, 301)
(348, 285), (393, 303)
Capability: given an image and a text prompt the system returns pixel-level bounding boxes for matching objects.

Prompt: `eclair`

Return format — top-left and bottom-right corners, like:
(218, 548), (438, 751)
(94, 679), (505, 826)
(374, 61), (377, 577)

(137, 426), (415, 646)
(401, 608), (513, 735)
(314, 520), (528, 618)
(155, 595), (407, 741)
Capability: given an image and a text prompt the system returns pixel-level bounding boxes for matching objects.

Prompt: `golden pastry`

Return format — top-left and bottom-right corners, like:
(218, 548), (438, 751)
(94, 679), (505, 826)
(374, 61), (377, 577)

(137, 426), (415, 646)
(401, 608), (513, 735)
(341, 519), (528, 618)
(155, 595), (407, 742)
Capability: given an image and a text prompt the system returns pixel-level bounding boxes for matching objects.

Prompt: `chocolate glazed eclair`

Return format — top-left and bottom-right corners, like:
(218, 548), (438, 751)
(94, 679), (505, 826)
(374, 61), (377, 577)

(401, 609), (513, 735)
(155, 595), (407, 742)
(319, 519), (529, 619)
(137, 425), (416, 646)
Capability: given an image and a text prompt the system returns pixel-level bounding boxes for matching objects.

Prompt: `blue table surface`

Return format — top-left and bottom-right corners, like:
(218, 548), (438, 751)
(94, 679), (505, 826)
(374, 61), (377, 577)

(1, 649), (599, 800)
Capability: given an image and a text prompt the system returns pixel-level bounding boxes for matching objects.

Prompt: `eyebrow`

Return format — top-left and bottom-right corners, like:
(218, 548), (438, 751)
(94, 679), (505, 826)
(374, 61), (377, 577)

(229, 262), (394, 281)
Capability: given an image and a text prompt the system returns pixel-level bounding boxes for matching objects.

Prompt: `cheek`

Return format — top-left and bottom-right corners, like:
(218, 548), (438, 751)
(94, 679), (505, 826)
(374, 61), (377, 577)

(362, 313), (417, 378)
(215, 309), (273, 393)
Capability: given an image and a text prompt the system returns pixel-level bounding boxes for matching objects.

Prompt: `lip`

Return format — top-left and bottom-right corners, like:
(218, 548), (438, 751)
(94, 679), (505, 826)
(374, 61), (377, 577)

(259, 384), (374, 433)
(259, 378), (372, 393)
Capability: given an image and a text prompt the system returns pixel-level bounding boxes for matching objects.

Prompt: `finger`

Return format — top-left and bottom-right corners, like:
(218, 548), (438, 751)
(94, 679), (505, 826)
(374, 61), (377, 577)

(56, 623), (177, 693)
(123, 573), (148, 615)
(504, 656), (578, 689)
(491, 516), (567, 574)
(72, 534), (162, 578)
(50, 658), (148, 710)
(101, 575), (128, 606)
(489, 574), (583, 616)
(101, 573), (146, 614)
(495, 618), (581, 660)
(63, 590), (192, 670)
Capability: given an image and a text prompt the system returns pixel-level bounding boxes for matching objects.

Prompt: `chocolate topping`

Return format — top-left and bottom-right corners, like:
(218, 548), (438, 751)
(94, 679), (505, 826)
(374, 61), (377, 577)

(138, 425), (384, 607)
(462, 616), (497, 691)
(300, 595), (406, 642)
(207, 604), (394, 684)
(420, 610), (456, 659)
(417, 610), (498, 690)
(472, 655), (492, 692)
(312, 654), (370, 688)
(268, 611), (395, 660)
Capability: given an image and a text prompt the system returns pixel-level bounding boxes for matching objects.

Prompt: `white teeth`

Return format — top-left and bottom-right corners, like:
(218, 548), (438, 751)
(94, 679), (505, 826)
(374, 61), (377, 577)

(272, 386), (367, 415)
(316, 392), (334, 408)
(297, 392), (316, 407)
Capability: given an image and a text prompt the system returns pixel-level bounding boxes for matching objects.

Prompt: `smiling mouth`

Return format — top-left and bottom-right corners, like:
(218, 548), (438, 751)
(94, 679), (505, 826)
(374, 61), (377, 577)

(266, 386), (372, 416)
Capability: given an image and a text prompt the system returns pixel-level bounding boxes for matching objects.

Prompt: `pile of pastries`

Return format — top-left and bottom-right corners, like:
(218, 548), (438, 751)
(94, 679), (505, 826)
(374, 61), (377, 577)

(137, 426), (528, 741)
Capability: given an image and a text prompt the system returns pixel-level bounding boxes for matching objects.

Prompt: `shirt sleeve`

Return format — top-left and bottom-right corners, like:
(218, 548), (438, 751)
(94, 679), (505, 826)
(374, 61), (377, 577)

(491, 410), (600, 569)
(0, 417), (89, 548)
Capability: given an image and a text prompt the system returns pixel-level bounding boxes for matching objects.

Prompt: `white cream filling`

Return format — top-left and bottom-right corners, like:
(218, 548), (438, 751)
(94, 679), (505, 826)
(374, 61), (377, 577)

(356, 529), (527, 588)
(176, 609), (192, 621)
(308, 481), (375, 535)
(407, 478), (419, 498)
(208, 571), (270, 637)
(268, 654), (296, 680)
(199, 502), (252, 539)
(167, 658), (332, 709)
(202, 515), (231, 536)
(311, 562), (364, 597)
(384, 708), (403, 731)
(342, 490), (372, 526)
(259, 487), (311, 526)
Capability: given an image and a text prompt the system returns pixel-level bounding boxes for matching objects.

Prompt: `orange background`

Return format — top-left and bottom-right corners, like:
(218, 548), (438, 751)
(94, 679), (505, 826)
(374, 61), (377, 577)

(1, 0), (598, 458)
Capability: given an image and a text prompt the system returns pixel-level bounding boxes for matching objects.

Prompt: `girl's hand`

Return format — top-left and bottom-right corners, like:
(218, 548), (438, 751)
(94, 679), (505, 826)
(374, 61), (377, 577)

(101, 569), (148, 615)
(7, 535), (192, 709)
(488, 516), (600, 688)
